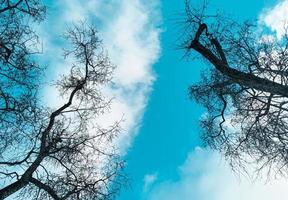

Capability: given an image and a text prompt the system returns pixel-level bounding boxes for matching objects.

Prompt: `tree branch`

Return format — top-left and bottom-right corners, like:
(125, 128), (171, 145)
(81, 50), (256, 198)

(189, 23), (288, 98)
(0, 0), (24, 13)
(29, 177), (61, 200)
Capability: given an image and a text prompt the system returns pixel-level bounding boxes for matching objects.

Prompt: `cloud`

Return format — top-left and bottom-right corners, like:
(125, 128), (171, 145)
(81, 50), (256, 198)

(98, 0), (161, 152)
(259, 0), (288, 38)
(147, 147), (288, 200)
(143, 172), (158, 192)
(39, 0), (161, 153)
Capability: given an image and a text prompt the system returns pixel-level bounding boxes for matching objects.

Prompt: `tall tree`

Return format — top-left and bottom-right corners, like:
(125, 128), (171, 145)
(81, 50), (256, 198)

(0, 1), (123, 199)
(184, 0), (288, 174)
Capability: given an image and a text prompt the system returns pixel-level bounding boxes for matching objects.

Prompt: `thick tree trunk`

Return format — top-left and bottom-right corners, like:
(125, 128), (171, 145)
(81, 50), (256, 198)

(0, 180), (29, 200)
(0, 154), (45, 199)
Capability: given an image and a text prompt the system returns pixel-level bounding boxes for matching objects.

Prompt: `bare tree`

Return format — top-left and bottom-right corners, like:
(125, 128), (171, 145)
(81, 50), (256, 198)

(0, 0), (45, 157)
(0, 0), (45, 93)
(183, 0), (288, 175)
(0, 1), (124, 200)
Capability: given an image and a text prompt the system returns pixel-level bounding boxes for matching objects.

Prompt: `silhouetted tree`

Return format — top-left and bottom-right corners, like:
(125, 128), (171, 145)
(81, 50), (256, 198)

(0, 0), (45, 104)
(184, 0), (288, 174)
(0, 1), (124, 199)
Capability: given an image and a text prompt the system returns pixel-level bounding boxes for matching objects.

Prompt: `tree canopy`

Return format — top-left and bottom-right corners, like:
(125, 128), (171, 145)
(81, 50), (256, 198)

(184, 0), (288, 175)
(0, 1), (123, 199)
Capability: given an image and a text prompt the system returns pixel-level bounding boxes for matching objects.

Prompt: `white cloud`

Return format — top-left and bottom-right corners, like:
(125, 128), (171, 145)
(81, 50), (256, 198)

(39, 0), (161, 153)
(259, 0), (288, 38)
(98, 0), (161, 152)
(143, 172), (158, 192)
(147, 147), (288, 200)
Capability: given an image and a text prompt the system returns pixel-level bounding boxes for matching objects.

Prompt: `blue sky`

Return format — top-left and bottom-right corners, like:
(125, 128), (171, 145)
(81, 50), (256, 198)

(38, 0), (288, 199)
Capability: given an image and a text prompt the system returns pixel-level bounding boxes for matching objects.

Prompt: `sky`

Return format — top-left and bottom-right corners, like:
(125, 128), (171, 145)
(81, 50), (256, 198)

(38, 0), (288, 199)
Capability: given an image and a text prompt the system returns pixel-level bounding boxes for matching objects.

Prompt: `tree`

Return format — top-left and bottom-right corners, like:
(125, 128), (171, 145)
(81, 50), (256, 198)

(0, 1), (124, 199)
(184, 0), (288, 174)
(0, 0), (45, 101)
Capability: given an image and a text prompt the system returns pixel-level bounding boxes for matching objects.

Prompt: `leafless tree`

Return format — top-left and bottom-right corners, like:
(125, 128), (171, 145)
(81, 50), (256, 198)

(0, 0), (45, 153)
(183, 0), (288, 175)
(0, 1), (124, 200)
